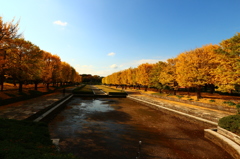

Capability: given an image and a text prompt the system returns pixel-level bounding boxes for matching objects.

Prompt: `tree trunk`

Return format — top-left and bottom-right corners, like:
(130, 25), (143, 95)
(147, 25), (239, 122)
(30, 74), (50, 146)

(0, 77), (4, 91)
(13, 80), (17, 86)
(34, 82), (38, 91)
(19, 81), (23, 93)
(0, 50), (7, 91)
(204, 84), (208, 92)
(187, 87), (190, 97)
(47, 83), (50, 90)
(196, 85), (202, 100)
(173, 89), (177, 95)
(210, 84), (215, 94)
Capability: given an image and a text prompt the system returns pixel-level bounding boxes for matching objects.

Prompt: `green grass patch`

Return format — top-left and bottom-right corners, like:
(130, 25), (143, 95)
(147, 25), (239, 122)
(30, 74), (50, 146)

(209, 99), (215, 102)
(218, 115), (240, 135)
(95, 85), (124, 93)
(236, 104), (240, 114)
(176, 95), (184, 99)
(151, 93), (164, 96)
(223, 101), (236, 106)
(72, 85), (93, 94)
(0, 119), (78, 159)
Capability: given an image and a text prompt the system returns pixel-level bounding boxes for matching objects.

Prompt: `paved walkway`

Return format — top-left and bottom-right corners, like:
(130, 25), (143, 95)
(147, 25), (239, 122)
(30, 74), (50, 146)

(0, 87), (76, 120)
(90, 85), (107, 95)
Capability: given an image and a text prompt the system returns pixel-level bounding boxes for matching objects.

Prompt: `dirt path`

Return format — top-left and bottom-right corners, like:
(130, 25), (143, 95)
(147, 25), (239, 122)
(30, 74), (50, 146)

(48, 97), (232, 159)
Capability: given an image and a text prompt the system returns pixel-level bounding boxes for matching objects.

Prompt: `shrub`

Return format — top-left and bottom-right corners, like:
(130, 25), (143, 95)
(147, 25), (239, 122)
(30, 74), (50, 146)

(236, 104), (240, 114)
(218, 115), (240, 135)
(176, 95), (183, 99)
(223, 101), (236, 106)
(188, 98), (193, 101)
(209, 99), (215, 102)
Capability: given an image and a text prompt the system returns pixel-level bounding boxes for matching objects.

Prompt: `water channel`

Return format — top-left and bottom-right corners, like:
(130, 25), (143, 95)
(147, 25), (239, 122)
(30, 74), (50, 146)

(48, 97), (232, 159)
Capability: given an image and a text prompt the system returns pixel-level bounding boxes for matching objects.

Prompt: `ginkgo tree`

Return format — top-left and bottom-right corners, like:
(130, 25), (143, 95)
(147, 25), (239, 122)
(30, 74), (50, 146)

(159, 58), (178, 95)
(214, 33), (240, 93)
(135, 63), (153, 91)
(0, 17), (21, 91)
(7, 38), (43, 92)
(176, 44), (220, 99)
(150, 61), (166, 92)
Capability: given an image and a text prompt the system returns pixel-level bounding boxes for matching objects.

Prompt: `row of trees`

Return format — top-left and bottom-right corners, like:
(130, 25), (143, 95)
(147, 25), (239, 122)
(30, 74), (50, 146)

(102, 33), (240, 99)
(0, 17), (82, 92)
(80, 74), (103, 84)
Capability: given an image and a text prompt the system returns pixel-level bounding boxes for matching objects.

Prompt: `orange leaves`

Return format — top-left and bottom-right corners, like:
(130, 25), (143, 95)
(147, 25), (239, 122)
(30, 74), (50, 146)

(0, 16), (81, 90)
(176, 44), (220, 87)
(104, 33), (240, 94)
(135, 63), (153, 86)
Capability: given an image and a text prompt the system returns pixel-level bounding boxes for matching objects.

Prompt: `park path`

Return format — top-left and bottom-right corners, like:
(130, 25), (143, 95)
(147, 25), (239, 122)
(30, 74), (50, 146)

(0, 87), (76, 120)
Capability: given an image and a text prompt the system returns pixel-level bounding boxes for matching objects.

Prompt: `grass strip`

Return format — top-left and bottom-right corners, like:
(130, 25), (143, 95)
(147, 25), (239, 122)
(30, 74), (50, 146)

(72, 85), (93, 94)
(0, 119), (79, 159)
(94, 85), (127, 95)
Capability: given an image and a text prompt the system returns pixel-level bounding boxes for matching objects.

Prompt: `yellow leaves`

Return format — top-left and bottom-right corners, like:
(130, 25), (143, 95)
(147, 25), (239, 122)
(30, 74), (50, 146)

(135, 63), (154, 86)
(159, 58), (177, 86)
(175, 44), (220, 87)
(104, 35), (240, 94)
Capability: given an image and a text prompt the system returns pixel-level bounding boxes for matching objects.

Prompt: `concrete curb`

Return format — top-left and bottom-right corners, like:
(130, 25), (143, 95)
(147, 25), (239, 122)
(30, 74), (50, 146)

(33, 94), (73, 122)
(204, 129), (240, 159)
(127, 95), (217, 127)
(140, 92), (237, 113)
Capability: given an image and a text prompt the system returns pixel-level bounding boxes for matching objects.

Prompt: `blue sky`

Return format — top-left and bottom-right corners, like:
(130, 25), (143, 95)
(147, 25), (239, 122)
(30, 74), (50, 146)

(1, 0), (240, 76)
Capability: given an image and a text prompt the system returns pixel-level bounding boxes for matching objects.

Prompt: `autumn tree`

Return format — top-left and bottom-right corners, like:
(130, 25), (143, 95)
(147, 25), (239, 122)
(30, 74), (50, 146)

(60, 61), (72, 85)
(7, 38), (43, 92)
(159, 58), (178, 95)
(126, 67), (136, 88)
(214, 33), (240, 93)
(41, 51), (54, 89)
(120, 69), (128, 89)
(135, 63), (153, 91)
(0, 17), (21, 91)
(149, 61), (166, 92)
(176, 44), (220, 99)
(51, 55), (62, 87)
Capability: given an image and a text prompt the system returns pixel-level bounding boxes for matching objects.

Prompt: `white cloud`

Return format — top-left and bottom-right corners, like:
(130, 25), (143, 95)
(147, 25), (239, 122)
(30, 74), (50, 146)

(53, 20), (67, 26)
(75, 65), (111, 77)
(114, 58), (167, 70)
(134, 59), (160, 65)
(108, 52), (115, 56)
(110, 64), (118, 69)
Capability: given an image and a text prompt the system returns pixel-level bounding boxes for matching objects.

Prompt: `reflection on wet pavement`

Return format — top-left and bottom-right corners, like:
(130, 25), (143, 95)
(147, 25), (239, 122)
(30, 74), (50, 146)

(48, 97), (232, 159)
(48, 97), (135, 159)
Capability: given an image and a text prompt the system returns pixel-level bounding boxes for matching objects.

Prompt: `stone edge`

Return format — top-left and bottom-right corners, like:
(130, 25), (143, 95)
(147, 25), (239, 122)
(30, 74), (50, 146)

(33, 94), (73, 122)
(204, 129), (240, 159)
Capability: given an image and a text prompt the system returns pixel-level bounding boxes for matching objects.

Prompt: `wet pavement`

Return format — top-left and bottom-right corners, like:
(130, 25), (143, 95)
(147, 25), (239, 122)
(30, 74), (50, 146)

(48, 97), (232, 159)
